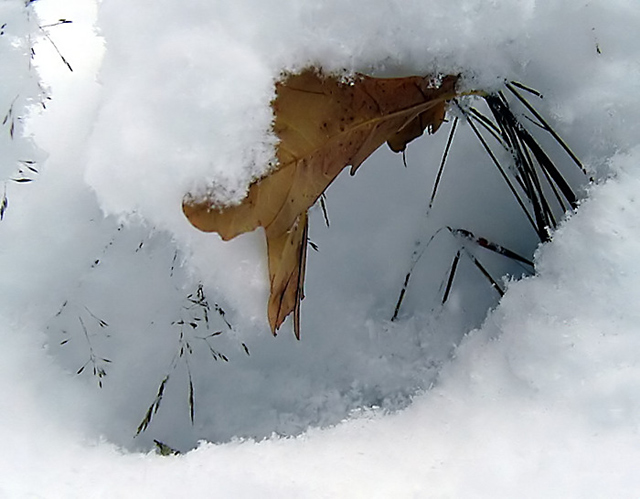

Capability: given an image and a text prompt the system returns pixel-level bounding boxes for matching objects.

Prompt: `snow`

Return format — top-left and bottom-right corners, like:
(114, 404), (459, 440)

(2, 0), (640, 496)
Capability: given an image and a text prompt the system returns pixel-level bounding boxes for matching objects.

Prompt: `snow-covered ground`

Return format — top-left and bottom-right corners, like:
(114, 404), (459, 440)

(2, 0), (640, 496)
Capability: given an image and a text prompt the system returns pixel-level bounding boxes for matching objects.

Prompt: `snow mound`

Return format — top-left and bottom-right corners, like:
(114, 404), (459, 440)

(3, 149), (640, 497)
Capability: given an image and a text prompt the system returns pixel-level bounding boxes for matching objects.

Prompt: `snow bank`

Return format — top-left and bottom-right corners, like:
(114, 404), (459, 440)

(81, 0), (640, 319)
(84, 0), (640, 228)
(4, 150), (640, 497)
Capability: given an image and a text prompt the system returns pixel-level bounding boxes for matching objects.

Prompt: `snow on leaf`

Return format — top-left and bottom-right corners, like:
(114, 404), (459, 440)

(183, 69), (459, 338)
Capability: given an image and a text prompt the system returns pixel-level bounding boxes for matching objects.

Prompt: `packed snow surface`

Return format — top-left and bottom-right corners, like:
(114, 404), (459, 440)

(2, 0), (640, 496)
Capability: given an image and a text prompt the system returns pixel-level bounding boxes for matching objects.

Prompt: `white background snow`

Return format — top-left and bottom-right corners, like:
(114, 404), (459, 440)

(2, 0), (640, 496)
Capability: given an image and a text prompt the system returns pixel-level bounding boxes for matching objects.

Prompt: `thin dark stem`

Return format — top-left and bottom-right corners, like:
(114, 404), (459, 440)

(428, 117), (458, 212)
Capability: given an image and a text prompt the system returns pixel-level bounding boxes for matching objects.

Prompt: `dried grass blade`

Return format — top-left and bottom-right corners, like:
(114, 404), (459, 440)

(293, 213), (309, 340)
(466, 251), (505, 297)
(319, 193), (330, 227)
(442, 250), (461, 305)
(391, 272), (411, 321)
(517, 132), (557, 228)
(188, 371), (195, 424)
(468, 107), (506, 146)
(465, 112), (538, 238)
(485, 95), (551, 240)
(428, 117), (458, 212)
(136, 375), (170, 436)
(506, 83), (588, 177)
(391, 227), (447, 320)
(509, 81), (544, 98)
(450, 228), (533, 267)
(0, 187), (7, 221)
(520, 130), (578, 209)
(538, 156), (569, 213)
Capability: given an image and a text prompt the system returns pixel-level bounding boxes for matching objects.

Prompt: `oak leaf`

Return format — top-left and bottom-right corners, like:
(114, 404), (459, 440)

(183, 69), (458, 338)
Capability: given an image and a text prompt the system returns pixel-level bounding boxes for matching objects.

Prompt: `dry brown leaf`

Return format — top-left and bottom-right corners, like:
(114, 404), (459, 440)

(266, 211), (307, 337)
(183, 69), (459, 338)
